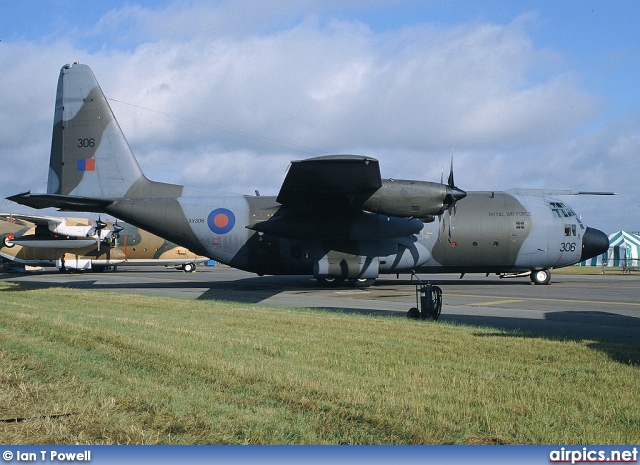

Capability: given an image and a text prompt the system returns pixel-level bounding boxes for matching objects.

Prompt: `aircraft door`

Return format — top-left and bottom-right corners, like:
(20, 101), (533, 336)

(504, 195), (533, 266)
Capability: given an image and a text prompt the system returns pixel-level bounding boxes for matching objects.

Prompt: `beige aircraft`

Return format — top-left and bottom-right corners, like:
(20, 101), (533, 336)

(0, 213), (208, 272)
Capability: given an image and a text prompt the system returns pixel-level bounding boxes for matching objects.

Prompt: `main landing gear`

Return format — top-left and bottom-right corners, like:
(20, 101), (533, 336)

(407, 274), (442, 320)
(181, 263), (197, 273)
(316, 277), (376, 288)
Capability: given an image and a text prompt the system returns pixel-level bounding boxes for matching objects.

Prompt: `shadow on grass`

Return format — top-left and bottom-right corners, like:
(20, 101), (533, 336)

(473, 329), (640, 367)
(586, 341), (640, 366)
(0, 281), (45, 292)
(254, 303), (640, 367)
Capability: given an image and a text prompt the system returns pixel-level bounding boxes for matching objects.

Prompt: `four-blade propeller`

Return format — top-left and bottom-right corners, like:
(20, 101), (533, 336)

(440, 156), (466, 243)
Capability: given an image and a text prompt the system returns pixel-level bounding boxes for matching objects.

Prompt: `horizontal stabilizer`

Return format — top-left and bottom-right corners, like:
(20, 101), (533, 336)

(6, 192), (113, 212)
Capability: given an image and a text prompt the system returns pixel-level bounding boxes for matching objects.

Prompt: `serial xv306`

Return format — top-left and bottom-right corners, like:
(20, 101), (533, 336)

(9, 63), (609, 287)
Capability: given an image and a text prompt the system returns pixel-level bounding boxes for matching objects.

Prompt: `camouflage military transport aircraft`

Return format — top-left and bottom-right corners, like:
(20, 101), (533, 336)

(8, 63), (609, 286)
(0, 213), (207, 272)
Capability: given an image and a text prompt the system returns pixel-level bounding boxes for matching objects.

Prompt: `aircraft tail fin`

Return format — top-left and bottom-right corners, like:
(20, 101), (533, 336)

(47, 63), (156, 199)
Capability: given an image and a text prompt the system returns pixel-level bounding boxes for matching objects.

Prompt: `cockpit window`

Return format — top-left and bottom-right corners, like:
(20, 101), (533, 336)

(550, 202), (576, 218)
(564, 224), (577, 237)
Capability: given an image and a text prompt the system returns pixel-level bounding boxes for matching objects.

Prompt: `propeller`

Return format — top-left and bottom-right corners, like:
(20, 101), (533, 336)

(439, 153), (466, 243)
(111, 220), (124, 249)
(90, 217), (108, 251)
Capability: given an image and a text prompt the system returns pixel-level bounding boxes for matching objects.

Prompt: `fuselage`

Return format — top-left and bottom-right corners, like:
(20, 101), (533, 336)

(100, 188), (604, 280)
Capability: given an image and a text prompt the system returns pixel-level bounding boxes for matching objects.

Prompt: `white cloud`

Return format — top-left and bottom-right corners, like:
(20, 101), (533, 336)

(0, 2), (637, 232)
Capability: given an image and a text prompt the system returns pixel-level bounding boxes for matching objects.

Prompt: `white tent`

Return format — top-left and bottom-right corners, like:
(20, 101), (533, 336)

(580, 230), (640, 267)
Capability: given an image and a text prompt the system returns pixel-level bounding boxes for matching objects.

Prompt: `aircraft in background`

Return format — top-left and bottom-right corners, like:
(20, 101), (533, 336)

(8, 63), (610, 286)
(1, 213), (207, 272)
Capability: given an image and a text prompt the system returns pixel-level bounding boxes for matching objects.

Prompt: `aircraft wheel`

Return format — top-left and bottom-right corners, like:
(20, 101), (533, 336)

(407, 307), (420, 319)
(317, 277), (345, 287)
(183, 263), (196, 273)
(349, 278), (375, 288)
(530, 269), (551, 285)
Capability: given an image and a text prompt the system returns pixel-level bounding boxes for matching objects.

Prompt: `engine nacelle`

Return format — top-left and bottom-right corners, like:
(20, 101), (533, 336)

(49, 223), (94, 237)
(362, 179), (466, 220)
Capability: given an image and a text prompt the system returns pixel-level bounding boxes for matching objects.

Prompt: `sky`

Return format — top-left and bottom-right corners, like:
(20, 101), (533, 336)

(0, 0), (638, 234)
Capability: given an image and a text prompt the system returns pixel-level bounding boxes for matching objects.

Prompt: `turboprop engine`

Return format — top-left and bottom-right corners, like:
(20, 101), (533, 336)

(273, 155), (467, 224)
(362, 179), (467, 222)
(48, 222), (94, 237)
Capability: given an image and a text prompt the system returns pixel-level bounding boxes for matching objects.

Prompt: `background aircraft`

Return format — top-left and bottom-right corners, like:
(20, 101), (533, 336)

(8, 63), (609, 286)
(0, 213), (207, 272)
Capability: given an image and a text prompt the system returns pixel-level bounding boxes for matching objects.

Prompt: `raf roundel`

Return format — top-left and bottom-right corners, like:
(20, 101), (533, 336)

(207, 208), (235, 235)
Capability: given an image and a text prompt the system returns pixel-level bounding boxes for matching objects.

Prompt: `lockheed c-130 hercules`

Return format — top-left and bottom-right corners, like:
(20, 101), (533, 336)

(8, 63), (610, 293)
(0, 213), (208, 272)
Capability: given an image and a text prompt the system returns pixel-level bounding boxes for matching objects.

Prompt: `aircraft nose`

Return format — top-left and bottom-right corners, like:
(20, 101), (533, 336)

(580, 227), (609, 262)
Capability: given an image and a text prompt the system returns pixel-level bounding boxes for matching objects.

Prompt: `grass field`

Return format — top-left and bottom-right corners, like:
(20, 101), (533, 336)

(0, 281), (638, 444)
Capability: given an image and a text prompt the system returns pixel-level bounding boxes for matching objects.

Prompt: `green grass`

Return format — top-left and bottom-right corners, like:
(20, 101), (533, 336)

(0, 282), (638, 444)
(554, 265), (639, 275)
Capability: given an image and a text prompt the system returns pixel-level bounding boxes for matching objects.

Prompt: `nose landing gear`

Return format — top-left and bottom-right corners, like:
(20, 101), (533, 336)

(530, 269), (551, 285)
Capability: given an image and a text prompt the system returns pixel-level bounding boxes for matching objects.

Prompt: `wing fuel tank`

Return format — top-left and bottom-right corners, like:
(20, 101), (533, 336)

(8, 237), (97, 249)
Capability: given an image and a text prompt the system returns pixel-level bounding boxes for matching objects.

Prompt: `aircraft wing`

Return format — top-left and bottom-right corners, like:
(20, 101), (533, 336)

(249, 155), (427, 240)
(6, 192), (114, 211)
(0, 212), (65, 228)
(276, 155), (382, 209)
